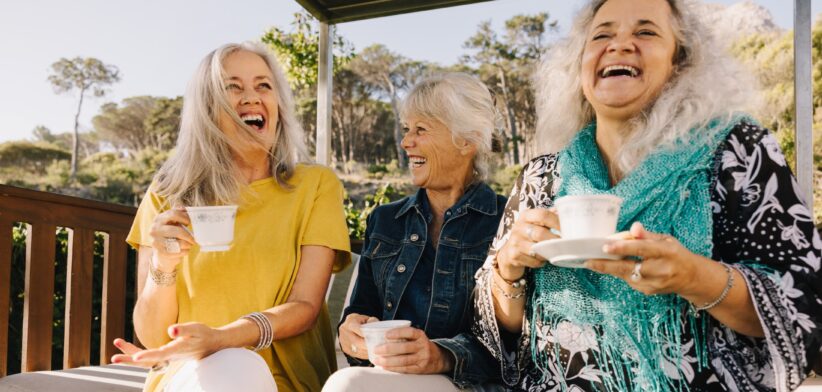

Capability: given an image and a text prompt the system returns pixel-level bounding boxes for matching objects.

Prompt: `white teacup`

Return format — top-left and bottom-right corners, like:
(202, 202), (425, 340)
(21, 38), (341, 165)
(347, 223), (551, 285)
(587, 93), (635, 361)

(360, 320), (412, 364)
(553, 195), (623, 239)
(184, 205), (238, 252)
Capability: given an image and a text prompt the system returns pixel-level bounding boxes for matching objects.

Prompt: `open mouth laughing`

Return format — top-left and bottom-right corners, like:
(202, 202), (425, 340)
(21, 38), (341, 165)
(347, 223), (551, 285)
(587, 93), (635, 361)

(409, 155), (427, 169)
(241, 113), (266, 131)
(598, 64), (642, 79)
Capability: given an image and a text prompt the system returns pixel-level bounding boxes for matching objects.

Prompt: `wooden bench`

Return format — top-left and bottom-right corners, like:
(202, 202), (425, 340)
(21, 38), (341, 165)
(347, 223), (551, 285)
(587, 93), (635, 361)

(0, 183), (818, 391)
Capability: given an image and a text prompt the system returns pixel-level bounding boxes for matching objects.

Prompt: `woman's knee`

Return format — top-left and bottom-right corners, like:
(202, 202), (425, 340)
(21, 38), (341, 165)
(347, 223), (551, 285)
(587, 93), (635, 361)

(167, 348), (277, 392)
(322, 367), (371, 392)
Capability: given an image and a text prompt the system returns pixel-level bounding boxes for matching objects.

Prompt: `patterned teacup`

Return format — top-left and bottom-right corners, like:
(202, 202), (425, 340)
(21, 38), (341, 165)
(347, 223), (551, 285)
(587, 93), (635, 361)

(553, 195), (622, 239)
(184, 205), (238, 252)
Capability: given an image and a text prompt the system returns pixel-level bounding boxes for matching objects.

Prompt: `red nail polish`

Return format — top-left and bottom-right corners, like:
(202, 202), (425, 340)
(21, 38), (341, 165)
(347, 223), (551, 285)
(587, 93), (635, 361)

(171, 327), (178, 336)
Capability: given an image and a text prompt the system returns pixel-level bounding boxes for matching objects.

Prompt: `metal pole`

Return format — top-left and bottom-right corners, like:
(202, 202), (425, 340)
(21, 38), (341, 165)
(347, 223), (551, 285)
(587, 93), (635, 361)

(794, 0), (814, 209)
(316, 22), (333, 166)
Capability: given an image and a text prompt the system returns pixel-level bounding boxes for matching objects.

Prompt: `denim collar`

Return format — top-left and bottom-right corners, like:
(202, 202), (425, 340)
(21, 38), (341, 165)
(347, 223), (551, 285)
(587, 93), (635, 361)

(394, 182), (498, 219)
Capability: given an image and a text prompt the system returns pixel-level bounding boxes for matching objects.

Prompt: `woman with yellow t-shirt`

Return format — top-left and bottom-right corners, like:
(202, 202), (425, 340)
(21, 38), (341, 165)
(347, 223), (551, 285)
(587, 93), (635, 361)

(110, 42), (351, 392)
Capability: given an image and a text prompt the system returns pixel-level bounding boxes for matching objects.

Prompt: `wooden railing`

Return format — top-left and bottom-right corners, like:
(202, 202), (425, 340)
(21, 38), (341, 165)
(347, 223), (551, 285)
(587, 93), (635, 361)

(0, 184), (136, 377)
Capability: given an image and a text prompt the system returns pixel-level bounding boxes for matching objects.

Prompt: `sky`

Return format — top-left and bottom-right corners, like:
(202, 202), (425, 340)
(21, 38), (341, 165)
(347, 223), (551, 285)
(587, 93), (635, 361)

(0, 0), (812, 144)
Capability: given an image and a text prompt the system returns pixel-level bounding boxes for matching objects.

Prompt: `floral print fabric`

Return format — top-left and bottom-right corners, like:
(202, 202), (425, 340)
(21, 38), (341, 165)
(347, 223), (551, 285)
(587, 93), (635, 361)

(472, 121), (822, 391)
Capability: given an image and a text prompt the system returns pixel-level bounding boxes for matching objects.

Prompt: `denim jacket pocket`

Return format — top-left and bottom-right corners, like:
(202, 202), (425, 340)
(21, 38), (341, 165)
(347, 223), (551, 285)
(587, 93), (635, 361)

(460, 238), (494, 286)
(363, 234), (402, 291)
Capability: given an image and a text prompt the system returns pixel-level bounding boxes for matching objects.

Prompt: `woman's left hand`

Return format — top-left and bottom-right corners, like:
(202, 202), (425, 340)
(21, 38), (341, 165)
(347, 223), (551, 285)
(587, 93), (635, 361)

(585, 222), (703, 296)
(111, 322), (224, 367)
(371, 327), (454, 374)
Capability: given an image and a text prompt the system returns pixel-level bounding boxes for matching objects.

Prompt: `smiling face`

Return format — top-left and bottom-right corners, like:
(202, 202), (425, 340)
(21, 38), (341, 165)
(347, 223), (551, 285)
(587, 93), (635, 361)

(401, 114), (475, 190)
(218, 50), (280, 153)
(581, 0), (678, 123)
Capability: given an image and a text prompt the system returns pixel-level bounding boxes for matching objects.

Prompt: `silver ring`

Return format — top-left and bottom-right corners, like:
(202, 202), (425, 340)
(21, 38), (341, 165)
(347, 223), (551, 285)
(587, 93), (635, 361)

(526, 226), (535, 242)
(163, 237), (180, 254)
(630, 261), (643, 282)
(350, 343), (358, 354)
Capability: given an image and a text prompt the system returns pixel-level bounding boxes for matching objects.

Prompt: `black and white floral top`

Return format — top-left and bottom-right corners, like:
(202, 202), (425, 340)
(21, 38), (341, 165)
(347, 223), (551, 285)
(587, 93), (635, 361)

(473, 120), (822, 391)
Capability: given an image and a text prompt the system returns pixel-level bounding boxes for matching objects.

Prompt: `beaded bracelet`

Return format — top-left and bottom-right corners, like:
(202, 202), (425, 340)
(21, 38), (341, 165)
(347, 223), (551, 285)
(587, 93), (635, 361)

(491, 265), (527, 300)
(492, 261), (528, 289)
(492, 276), (527, 300)
(689, 263), (735, 317)
(242, 312), (273, 351)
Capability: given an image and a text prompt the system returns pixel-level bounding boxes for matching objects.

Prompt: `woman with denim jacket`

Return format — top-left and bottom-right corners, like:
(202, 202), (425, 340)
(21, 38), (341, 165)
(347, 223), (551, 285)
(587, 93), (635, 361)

(323, 73), (507, 391)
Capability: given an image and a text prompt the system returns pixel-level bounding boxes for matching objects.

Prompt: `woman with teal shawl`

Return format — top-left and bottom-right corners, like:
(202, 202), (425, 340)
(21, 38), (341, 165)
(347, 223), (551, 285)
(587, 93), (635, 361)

(472, 0), (822, 391)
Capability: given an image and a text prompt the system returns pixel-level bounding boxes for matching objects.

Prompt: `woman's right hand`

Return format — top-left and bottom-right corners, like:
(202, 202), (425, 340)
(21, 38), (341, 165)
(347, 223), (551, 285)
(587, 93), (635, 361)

(149, 207), (196, 271)
(339, 313), (379, 360)
(496, 208), (561, 280)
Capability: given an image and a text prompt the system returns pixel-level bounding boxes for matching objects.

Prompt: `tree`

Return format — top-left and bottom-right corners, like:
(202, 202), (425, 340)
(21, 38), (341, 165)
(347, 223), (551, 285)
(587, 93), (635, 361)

(261, 11), (353, 92)
(730, 23), (822, 222)
(48, 57), (120, 179)
(31, 125), (55, 143)
(0, 141), (71, 175)
(462, 13), (556, 164)
(349, 45), (429, 169)
(261, 11), (354, 157)
(92, 96), (181, 154)
(144, 96), (183, 151)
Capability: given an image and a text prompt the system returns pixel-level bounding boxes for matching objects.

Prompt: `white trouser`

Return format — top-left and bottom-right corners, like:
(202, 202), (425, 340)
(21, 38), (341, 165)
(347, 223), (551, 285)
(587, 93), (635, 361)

(164, 348), (277, 392)
(322, 367), (504, 392)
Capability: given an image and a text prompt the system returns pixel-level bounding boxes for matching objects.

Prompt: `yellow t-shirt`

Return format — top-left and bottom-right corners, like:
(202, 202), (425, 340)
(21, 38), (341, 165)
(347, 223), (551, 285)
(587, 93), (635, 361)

(126, 164), (351, 392)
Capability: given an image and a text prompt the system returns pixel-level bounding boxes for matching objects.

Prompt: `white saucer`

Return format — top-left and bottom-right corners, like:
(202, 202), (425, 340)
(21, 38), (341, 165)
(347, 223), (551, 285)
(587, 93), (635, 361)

(531, 237), (620, 268)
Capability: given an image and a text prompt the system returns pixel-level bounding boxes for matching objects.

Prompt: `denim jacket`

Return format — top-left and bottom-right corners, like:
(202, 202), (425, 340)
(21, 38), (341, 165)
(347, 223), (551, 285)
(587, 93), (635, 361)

(341, 182), (506, 388)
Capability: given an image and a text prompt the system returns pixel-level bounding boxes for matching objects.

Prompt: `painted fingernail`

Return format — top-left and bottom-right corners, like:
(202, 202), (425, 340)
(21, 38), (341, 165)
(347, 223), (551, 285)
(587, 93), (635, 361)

(171, 327), (178, 336)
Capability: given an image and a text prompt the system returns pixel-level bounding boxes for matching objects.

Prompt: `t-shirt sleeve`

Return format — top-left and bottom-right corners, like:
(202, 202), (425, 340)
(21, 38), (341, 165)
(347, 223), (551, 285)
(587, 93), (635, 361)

(300, 167), (352, 273)
(126, 186), (167, 250)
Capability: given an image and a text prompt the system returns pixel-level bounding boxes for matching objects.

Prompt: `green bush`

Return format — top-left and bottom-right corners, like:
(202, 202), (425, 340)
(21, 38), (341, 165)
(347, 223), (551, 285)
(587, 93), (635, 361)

(366, 163), (388, 175)
(344, 183), (400, 239)
(489, 164), (522, 195)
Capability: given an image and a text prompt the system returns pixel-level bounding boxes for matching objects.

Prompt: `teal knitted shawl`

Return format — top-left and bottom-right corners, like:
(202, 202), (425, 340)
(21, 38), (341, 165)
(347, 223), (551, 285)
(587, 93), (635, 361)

(530, 115), (747, 391)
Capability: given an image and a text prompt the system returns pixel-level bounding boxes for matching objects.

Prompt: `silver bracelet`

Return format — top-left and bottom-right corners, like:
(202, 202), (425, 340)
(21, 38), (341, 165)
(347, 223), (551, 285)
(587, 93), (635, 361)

(689, 263), (735, 317)
(242, 312), (273, 351)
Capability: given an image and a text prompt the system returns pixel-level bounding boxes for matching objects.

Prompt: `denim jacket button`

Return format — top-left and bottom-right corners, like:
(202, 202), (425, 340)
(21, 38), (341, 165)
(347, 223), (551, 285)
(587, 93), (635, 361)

(410, 234), (419, 242)
(397, 264), (407, 273)
(386, 301), (393, 309)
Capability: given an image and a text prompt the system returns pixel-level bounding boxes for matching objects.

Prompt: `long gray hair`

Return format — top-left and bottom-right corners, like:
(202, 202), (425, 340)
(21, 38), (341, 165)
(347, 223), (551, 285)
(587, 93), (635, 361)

(535, 0), (758, 173)
(153, 42), (308, 207)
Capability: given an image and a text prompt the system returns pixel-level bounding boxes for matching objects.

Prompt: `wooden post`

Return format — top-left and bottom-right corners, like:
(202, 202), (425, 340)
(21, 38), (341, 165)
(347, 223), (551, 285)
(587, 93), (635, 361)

(100, 232), (127, 365)
(63, 228), (94, 368)
(21, 223), (56, 372)
(316, 21), (334, 166)
(794, 0), (814, 210)
(0, 219), (13, 377)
